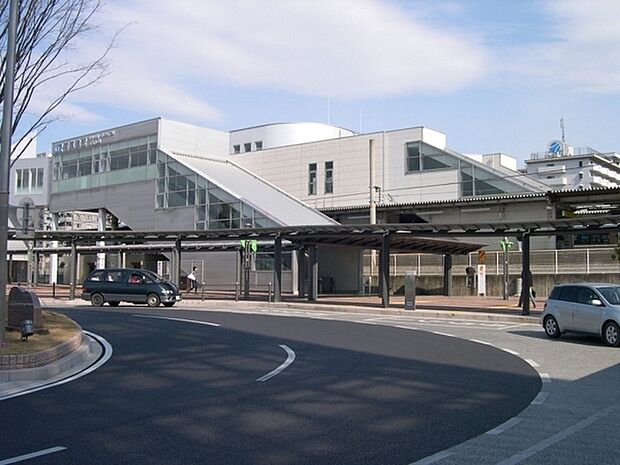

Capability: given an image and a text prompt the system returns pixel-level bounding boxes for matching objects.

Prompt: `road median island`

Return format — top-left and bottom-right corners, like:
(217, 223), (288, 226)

(1, 311), (83, 370)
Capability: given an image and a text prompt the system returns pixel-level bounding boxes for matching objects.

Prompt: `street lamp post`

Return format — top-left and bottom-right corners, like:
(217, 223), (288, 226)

(0, 0), (19, 346)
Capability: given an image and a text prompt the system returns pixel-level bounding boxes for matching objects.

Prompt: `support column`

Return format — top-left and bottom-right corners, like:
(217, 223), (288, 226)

(521, 232), (531, 316)
(97, 208), (106, 269)
(173, 237), (182, 287)
(243, 245), (251, 299)
(443, 254), (452, 296)
(69, 239), (77, 300)
(8, 253), (12, 283)
(273, 235), (282, 302)
(48, 212), (59, 284)
(297, 248), (307, 298)
(33, 252), (39, 286)
(380, 233), (391, 308)
(308, 246), (318, 302)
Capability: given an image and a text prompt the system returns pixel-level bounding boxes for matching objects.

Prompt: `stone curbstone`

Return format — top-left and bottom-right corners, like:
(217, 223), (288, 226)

(0, 329), (83, 371)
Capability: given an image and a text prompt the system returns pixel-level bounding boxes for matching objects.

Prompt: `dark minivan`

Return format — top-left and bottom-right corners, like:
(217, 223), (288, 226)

(81, 268), (182, 307)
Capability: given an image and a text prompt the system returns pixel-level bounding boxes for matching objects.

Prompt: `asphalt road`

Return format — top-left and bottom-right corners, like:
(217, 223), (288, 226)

(0, 306), (540, 465)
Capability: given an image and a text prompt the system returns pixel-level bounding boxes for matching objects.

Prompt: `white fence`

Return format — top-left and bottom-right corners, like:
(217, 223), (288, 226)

(364, 247), (620, 276)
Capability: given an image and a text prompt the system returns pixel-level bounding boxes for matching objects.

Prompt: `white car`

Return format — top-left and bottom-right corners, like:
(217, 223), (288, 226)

(541, 283), (620, 347)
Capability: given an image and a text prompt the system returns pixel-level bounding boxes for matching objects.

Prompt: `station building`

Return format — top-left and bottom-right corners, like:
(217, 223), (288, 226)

(10, 117), (620, 292)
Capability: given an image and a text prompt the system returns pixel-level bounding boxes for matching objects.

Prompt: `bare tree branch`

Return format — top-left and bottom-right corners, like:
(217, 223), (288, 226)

(1, 0), (123, 162)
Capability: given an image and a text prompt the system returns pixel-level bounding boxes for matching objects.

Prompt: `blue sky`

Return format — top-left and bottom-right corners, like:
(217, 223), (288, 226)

(30, 0), (620, 164)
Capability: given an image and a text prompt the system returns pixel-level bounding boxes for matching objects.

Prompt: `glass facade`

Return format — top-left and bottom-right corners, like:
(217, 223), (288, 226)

(53, 135), (158, 181)
(156, 151), (278, 230)
(406, 141), (526, 197)
(15, 167), (44, 193)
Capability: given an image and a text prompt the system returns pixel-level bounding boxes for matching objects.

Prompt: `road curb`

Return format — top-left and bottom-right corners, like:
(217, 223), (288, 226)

(41, 297), (540, 324)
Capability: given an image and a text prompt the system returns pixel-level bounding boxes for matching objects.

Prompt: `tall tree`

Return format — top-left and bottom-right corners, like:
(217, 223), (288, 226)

(1, 0), (117, 161)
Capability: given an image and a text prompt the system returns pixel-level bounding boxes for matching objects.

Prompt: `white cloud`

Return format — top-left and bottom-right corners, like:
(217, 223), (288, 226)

(54, 0), (487, 123)
(500, 0), (620, 93)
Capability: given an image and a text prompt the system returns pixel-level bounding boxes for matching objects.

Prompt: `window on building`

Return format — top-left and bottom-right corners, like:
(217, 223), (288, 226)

(579, 173), (584, 180)
(579, 161), (583, 167)
(36, 168), (44, 188)
(406, 141), (457, 172)
(406, 142), (420, 171)
(459, 160), (523, 197)
(15, 169), (23, 190)
(325, 161), (333, 194)
(547, 176), (555, 179)
(78, 153), (92, 176)
(308, 163), (317, 195)
(244, 143), (252, 152)
(255, 141), (263, 151)
(233, 144), (240, 154)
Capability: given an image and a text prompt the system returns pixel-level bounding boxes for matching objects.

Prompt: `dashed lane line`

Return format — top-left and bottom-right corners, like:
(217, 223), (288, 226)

(409, 451), (453, 465)
(256, 345), (296, 382)
(132, 314), (220, 326)
(486, 417), (523, 436)
(0, 446), (67, 464)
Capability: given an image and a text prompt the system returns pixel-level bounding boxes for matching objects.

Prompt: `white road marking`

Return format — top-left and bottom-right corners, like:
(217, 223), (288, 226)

(256, 345), (296, 382)
(133, 314), (220, 326)
(501, 348), (520, 356)
(409, 450), (453, 465)
(540, 373), (551, 383)
(0, 332), (113, 402)
(494, 406), (615, 465)
(469, 339), (493, 346)
(531, 392), (549, 405)
(525, 359), (540, 367)
(394, 325), (419, 330)
(486, 417), (522, 435)
(0, 446), (67, 464)
(432, 331), (456, 337)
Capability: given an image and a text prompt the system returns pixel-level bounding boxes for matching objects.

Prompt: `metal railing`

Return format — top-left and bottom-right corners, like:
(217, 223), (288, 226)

(363, 247), (620, 276)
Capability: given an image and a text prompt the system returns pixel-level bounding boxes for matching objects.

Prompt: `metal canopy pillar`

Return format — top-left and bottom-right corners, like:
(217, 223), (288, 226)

(69, 239), (77, 300)
(380, 233), (391, 308)
(443, 254), (452, 296)
(297, 247), (307, 297)
(173, 237), (181, 287)
(521, 231), (531, 316)
(273, 235), (282, 302)
(308, 246), (318, 302)
(33, 252), (39, 286)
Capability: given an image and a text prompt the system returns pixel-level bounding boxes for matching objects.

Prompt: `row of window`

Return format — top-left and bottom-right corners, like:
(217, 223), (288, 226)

(52, 136), (158, 181)
(308, 161), (333, 195)
(15, 168), (45, 193)
(233, 141), (263, 154)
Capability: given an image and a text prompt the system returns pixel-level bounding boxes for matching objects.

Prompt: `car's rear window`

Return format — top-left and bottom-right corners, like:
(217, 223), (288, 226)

(88, 270), (106, 281)
(549, 286), (562, 300)
(558, 286), (579, 302)
(106, 271), (124, 282)
(598, 287), (620, 305)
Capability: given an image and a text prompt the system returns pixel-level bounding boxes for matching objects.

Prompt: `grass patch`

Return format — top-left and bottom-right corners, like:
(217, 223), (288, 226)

(0, 311), (81, 355)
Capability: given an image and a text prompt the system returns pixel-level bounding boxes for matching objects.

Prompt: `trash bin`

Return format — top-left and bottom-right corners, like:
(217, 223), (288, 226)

(21, 320), (34, 341)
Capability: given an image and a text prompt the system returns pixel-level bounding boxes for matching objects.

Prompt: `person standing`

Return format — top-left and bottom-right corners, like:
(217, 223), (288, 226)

(187, 267), (198, 294)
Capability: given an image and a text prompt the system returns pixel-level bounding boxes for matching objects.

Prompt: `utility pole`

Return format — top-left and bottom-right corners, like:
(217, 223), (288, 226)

(369, 139), (377, 286)
(0, 0), (18, 346)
